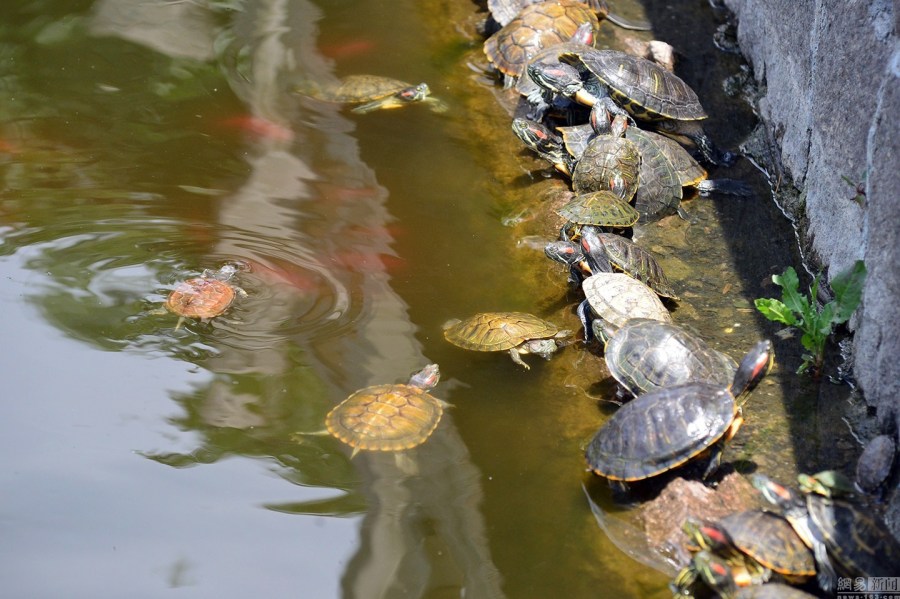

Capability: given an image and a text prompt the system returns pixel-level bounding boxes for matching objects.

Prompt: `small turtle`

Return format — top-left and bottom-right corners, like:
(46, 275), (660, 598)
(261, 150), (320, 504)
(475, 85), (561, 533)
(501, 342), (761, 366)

(577, 273), (671, 341)
(483, 0), (599, 87)
(571, 113), (641, 199)
(684, 511), (816, 583)
(579, 226), (678, 299)
(672, 549), (769, 599)
(488, 0), (651, 29)
(324, 364), (449, 457)
(585, 339), (772, 484)
(855, 434), (896, 495)
(753, 473), (900, 593)
(161, 262), (247, 329)
(443, 312), (571, 369)
(294, 75), (444, 113)
(555, 190), (640, 239)
(601, 318), (738, 396)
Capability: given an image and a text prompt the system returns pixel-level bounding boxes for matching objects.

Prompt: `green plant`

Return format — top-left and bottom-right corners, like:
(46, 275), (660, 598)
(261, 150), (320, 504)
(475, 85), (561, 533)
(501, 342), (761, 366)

(840, 172), (867, 206)
(755, 261), (866, 375)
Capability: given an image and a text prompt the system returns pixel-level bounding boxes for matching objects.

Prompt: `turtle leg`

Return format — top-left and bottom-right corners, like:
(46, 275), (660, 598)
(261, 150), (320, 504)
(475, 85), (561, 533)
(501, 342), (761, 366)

(577, 299), (595, 342)
(702, 412), (744, 480)
(508, 348), (531, 370)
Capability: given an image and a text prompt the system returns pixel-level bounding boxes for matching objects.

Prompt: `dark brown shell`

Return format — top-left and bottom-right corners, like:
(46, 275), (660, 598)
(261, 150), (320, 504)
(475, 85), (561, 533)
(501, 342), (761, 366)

(572, 134), (641, 199)
(443, 312), (559, 351)
(582, 231), (679, 299)
(719, 510), (816, 577)
(166, 278), (236, 319)
(484, 0), (599, 80)
(556, 190), (640, 228)
(326, 384), (445, 452)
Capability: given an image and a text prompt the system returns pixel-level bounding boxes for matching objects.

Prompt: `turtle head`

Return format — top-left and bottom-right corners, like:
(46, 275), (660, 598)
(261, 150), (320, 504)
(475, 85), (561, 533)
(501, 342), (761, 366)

(524, 338), (562, 359)
(512, 118), (561, 152)
(609, 113), (629, 138)
(527, 62), (584, 99)
(408, 363), (440, 390)
(399, 83), (431, 103)
(692, 551), (739, 597)
(798, 470), (855, 498)
(751, 474), (801, 510)
(544, 240), (584, 266)
(588, 103), (612, 135)
(569, 21), (596, 46)
(682, 519), (732, 553)
(728, 339), (773, 399)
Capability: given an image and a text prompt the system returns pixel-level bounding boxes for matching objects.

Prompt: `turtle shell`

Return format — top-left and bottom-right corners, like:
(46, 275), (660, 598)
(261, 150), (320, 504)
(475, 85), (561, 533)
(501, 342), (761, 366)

(585, 381), (738, 481)
(581, 273), (670, 330)
(580, 229), (679, 299)
(561, 48), (707, 121)
(306, 75), (418, 104)
(604, 319), (737, 396)
(556, 190), (640, 228)
(166, 277), (236, 319)
(556, 123), (594, 159)
(806, 494), (900, 578)
(326, 383), (446, 452)
(625, 128), (685, 220)
(719, 510), (816, 578)
(572, 132), (641, 199)
(640, 128), (708, 187)
(484, 0), (599, 81)
(443, 312), (559, 352)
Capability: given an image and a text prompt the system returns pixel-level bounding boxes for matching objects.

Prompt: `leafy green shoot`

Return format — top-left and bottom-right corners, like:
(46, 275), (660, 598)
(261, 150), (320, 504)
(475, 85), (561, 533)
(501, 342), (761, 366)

(755, 261), (866, 375)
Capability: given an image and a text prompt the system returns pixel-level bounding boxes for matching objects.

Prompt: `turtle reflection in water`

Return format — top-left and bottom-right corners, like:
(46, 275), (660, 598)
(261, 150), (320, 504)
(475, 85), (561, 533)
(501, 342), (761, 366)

(160, 262), (248, 329)
(324, 364), (449, 458)
(294, 74), (447, 114)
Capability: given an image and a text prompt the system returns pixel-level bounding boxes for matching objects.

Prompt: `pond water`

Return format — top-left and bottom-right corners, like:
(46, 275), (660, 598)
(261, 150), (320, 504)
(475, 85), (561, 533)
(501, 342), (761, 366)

(0, 1), (862, 597)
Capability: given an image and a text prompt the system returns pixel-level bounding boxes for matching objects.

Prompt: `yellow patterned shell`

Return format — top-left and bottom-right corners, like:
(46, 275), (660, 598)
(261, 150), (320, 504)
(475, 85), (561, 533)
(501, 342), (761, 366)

(165, 278), (236, 319)
(484, 0), (599, 79)
(443, 312), (560, 351)
(326, 383), (446, 452)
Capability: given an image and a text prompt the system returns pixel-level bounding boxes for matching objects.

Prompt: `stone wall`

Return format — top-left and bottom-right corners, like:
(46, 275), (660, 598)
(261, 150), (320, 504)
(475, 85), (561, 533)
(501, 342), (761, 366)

(722, 1), (898, 430)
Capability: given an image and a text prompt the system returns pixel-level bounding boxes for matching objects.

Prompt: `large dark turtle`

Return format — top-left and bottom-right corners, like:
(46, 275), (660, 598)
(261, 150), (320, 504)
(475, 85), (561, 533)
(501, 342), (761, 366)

(585, 339), (773, 483)
(601, 318), (738, 396)
(578, 273), (671, 341)
(325, 364), (448, 457)
(579, 226), (678, 299)
(684, 511), (816, 583)
(443, 312), (571, 369)
(753, 473), (900, 593)
(571, 113), (641, 199)
(294, 75), (444, 113)
(531, 48), (735, 165)
(483, 0), (600, 87)
(162, 262), (247, 329)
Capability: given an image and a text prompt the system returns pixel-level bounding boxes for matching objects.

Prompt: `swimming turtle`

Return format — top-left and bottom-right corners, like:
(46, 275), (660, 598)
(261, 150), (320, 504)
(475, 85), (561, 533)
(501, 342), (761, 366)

(585, 339), (772, 483)
(483, 0), (599, 87)
(324, 364), (449, 458)
(531, 48), (735, 165)
(601, 318), (738, 396)
(577, 274), (671, 341)
(684, 511), (816, 584)
(555, 190), (640, 240)
(294, 75), (444, 113)
(579, 226), (678, 299)
(753, 472), (900, 593)
(571, 113), (641, 199)
(855, 434), (896, 495)
(161, 262), (247, 329)
(443, 312), (570, 369)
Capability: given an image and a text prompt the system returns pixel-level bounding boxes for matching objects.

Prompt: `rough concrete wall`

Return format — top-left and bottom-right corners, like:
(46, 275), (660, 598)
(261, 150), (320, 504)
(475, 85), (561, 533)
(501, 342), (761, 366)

(723, 0), (898, 424)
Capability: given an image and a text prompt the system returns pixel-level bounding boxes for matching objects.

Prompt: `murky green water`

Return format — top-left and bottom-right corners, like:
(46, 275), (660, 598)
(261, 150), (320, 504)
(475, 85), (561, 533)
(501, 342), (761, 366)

(0, 1), (862, 597)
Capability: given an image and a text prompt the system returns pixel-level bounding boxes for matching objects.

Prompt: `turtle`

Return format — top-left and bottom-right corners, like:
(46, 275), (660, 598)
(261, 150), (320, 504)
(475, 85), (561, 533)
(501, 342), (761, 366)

(600, 318), (738, 396)
(294, 75), (444, 113)
(752, 472), (900, 593)
(544, 238), (594, 285)
(531, 48), (736, 165)
(672, 549), (770, 599)
(734, 583), (821, 599)
(443, 311), (571, 369)
(555, 189), (640, 240)
(511, 117), (575, 175)
(577, 273), (671, 341)
(579, 225), (679, 299)
(323, 364), (449, 458)
(161, 262), (248, 329)
(488, 0), (651, 29)
(571, 112), (641, 199)
(585, 339), (773, 484)
(855, 433), (896, 495)
(483, 0), (600, 88)
(683, 511), (816, 583)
